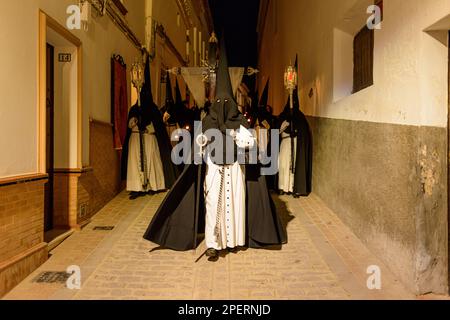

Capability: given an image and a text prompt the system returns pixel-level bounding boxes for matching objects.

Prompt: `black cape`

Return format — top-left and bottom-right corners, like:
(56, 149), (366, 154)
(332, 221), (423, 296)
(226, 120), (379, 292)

(121, 57), (179, 189)
(143, 163), (287, 251)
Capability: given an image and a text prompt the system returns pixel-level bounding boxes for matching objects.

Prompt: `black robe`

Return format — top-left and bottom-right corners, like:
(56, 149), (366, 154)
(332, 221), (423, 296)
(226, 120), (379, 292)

(249, 87), (277, 191)
(121, 54), (180, 189)
(144, 34), (286, 251)
(277, 91), (313, 196)
(143, 163), (287, 251)
(121, 102), (180, 189)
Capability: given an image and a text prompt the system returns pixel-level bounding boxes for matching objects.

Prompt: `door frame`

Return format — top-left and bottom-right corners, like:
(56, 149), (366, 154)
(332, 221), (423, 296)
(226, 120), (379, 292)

(38, 11), (83, 173)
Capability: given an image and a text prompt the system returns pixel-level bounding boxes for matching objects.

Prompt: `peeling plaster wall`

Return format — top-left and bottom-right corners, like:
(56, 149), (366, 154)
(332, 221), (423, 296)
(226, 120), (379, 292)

(259, 0), (450, 294)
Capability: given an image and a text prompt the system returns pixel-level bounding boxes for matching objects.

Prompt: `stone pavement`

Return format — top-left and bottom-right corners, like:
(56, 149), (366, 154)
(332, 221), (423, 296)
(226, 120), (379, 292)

(4, 191), (417, 300)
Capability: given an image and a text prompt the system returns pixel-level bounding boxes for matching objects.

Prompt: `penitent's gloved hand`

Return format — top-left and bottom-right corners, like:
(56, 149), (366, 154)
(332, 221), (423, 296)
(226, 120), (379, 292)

(234, 125), (256, 149)
(129, 117), (138, 129)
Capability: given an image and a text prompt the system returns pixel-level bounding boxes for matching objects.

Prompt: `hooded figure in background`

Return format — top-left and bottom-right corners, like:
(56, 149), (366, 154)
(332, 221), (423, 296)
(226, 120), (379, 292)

(253, 80), (276, 191)
(174, 79), (190, 130)
(161, 72), (181, 140)
(254, 80), (274, 129)
(121, 55), (179, 199)
(252, 80), (273, 152)
(143, 35), (287, 260)
(277, 56), (313, 197)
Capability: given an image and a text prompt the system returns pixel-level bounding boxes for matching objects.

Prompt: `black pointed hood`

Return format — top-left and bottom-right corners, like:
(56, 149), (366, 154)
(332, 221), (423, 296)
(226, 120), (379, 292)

(141, 54), (154, 106)
(203, 34), (246, 133)
(259, 79), (270, 108)
(163, 71), (179, 125)
(165, 71), (174, 105)
(138, 54), (159, 128)
(252, 79), (272, 124)
(251, 89), (259, 112)
(175, 79), (183, 105)
(215, 35), (234, 101)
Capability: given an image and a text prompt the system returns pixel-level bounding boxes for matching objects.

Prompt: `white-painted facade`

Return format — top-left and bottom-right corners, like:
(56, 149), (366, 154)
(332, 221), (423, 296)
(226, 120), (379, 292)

(259, 0), (450, 128)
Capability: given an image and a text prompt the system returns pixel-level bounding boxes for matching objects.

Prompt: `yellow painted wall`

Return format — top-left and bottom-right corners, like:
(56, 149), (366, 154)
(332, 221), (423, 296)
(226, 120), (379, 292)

(146, 0), (210, 106)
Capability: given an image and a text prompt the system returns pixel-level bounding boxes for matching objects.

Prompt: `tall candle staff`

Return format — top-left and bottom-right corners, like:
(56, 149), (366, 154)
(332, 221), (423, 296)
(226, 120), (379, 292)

(131, 56), (149, 190)
(284, 62), (298, 174)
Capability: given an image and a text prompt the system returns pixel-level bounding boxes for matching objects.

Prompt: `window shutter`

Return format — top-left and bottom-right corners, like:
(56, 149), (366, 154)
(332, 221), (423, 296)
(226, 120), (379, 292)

(353, 26), (374, 93)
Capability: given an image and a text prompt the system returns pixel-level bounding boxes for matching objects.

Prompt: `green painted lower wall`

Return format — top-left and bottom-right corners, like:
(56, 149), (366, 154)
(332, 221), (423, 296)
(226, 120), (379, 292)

(307, 116), (448, 295)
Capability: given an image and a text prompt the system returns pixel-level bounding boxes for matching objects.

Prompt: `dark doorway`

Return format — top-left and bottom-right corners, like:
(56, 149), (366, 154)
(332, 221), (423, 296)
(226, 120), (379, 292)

(44, 43), (54, 234)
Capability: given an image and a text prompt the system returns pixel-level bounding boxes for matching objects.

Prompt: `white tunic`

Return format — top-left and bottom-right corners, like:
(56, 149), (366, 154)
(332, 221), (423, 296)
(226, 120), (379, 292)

(278, 132), (297, 193)
(126, 119), (166, 192)
(204, 126), (255, 250)
(255, 120), (269, 155)
(204, 158), (246, 250)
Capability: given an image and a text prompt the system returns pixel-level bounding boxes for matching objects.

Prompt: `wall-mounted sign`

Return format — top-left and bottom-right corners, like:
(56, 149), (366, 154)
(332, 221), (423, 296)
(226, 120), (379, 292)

(58, 53), (72, 63)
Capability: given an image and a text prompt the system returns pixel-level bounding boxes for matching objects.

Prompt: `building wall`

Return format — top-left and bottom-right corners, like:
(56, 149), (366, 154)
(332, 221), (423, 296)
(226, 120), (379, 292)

(0, 0), (146, 296)
(146, 0), (211, 107)
(0, 177), (48, 297)
(258, 0), (449, 294)
(0, 0), (146, 177)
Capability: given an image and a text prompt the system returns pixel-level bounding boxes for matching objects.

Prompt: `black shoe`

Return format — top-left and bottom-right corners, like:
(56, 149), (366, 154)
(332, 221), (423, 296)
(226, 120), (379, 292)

(228, 247), (239, 254)
(129, 192), (140, 200)
(206, 248), (219, 261)
(279, 190), (285, 196)
(293, 193), (301, 199)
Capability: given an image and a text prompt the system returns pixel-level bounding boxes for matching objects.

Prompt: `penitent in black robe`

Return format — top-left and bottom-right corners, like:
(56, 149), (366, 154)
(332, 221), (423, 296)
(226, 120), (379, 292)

(143, 34), (286, 251)
(121, 56), (179, 189)
(277, 88), (313, 197)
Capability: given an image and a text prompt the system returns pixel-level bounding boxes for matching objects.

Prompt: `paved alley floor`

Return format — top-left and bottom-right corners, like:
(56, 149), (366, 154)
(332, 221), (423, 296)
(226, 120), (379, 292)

(4, 191), (416, 300)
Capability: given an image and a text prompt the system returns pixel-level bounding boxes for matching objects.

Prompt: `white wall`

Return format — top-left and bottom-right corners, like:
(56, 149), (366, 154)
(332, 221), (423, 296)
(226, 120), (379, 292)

(53, 45), (78, 169)
(0, 0), (146, 178)
(333, 28), (354, 102)
(258, 0), (450, 128)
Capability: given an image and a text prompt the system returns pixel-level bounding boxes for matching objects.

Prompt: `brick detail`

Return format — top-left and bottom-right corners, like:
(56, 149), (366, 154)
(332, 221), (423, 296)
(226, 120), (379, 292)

(0, 181), (45, 262)
(0, 180), (48, 297)
(53, 173), (79, 229)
